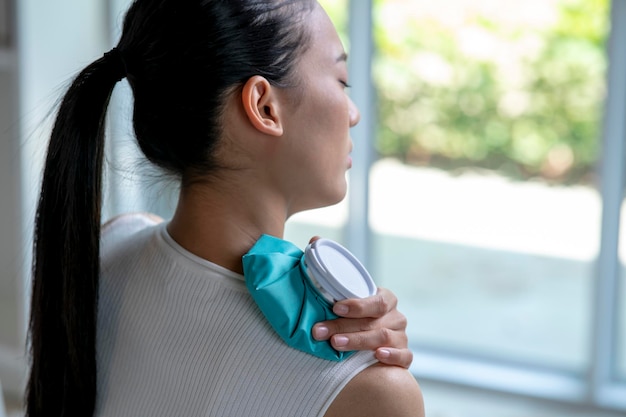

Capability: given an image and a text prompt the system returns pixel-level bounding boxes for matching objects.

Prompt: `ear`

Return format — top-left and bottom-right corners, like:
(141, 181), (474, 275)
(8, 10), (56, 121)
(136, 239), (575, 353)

(241, 75), (284, 137)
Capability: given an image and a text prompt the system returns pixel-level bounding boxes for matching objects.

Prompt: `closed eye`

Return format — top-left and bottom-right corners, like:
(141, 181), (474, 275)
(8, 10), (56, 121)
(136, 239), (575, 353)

(340, 80), (352, 88)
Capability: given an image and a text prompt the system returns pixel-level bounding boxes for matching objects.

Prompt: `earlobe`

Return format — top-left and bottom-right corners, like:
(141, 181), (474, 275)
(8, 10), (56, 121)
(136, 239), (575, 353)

(241, 75), (284, 137)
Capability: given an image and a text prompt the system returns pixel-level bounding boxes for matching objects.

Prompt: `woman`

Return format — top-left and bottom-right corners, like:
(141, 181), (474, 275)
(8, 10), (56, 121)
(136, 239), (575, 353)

(28, 0), (424, 416)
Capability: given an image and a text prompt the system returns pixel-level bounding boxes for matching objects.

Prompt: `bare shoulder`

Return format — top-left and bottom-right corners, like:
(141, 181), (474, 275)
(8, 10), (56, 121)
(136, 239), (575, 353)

(324, 363), (425, 417)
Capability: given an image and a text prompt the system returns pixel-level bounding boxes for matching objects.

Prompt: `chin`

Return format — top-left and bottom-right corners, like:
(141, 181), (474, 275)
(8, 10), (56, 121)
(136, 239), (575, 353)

(325, 181), (348, 204)
(289, 186), (348, 216)
(317, 187), (348, 209)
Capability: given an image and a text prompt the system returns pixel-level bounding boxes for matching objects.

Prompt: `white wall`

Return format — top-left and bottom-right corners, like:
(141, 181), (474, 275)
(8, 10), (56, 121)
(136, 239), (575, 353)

(0, 42), (22, 402)
(0, 0), (108, 398)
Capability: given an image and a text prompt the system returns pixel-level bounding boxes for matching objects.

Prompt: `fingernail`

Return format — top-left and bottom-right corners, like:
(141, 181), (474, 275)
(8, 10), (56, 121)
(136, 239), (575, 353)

(378, 349), (391, 359)
(313, 325), (329, 340)
(334, 335), (349, 347)
(334, 304), (349, 315)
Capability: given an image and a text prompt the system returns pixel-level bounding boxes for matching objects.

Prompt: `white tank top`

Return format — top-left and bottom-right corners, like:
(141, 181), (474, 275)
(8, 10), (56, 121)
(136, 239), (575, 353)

(96, 215), (377, 417)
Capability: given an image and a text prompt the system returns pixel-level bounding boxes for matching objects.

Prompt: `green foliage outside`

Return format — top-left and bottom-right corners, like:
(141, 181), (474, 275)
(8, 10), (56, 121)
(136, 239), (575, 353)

(373, 0), (608, 184)
(322, 0), (609, 184)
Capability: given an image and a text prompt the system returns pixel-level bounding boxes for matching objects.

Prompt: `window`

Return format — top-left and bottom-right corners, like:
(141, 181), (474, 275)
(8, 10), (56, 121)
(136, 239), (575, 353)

(286, 0), (626, 413)
(371, 0), (606, 371)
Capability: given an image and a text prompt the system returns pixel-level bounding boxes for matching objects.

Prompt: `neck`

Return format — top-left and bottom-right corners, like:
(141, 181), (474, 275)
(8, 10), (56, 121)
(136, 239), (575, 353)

(167, 181), (287, 274)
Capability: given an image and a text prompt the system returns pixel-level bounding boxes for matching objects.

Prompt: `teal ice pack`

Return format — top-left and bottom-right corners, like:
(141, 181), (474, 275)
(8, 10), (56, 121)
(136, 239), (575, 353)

(242, 234), (377, 361)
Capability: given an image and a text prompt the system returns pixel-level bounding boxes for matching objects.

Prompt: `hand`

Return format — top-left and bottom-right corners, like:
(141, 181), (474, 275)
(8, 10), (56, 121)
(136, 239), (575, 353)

(312, 287), (413, 369)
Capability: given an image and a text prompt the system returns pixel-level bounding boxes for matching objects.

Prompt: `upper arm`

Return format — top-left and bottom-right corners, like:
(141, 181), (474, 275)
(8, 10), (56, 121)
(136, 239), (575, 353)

(324, 363), (425, 417)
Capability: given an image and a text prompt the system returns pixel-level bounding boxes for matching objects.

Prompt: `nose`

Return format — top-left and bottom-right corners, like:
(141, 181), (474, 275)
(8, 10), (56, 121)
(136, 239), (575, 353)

(349, 97), (360, 127)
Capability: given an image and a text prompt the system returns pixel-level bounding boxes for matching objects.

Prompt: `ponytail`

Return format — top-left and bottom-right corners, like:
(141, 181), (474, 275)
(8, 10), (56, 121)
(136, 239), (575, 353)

(26, 50), (126, 417)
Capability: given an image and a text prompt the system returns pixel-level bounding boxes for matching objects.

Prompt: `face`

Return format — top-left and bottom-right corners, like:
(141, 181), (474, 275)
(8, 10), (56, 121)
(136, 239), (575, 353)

(276, 2), (361, 216)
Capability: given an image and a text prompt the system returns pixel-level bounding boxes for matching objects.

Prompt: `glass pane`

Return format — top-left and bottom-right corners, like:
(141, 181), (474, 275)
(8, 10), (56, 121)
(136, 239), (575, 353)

(371, 0), (607, 370)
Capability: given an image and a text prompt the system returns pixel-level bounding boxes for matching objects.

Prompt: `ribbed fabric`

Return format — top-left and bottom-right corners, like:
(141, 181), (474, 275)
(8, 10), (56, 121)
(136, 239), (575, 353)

(96, 216), (377, 417)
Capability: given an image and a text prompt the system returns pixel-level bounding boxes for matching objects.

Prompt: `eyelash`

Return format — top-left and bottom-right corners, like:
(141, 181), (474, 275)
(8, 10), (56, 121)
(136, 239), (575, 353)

(340, 80), (351, 89)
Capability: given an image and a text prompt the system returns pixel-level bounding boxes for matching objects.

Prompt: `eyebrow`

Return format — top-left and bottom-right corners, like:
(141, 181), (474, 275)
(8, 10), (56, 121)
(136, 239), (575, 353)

(336, 52), (348, 63)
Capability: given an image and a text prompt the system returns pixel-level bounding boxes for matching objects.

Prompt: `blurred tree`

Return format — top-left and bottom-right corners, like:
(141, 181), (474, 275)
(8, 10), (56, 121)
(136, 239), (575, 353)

(372, 0), (608, 184)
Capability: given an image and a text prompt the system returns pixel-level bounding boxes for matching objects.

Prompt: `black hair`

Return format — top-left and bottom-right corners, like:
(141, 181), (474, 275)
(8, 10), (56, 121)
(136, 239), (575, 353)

(26, 1), (313, 416)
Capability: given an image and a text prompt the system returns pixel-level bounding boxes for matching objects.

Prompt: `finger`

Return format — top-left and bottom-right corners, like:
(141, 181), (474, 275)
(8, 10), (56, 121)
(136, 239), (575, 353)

(312, 318), (374, 341)
(329, 328), (408, 352)
(375, 347), (414, 369)
(332, 287), (398, 318)
(312, 312), (406, 341)
(312, 322), (332, 341)
(308, 235), (321, 244)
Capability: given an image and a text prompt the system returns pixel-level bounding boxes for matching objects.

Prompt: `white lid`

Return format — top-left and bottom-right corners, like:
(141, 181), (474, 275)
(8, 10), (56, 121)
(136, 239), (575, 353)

(304, 238), (377, 301)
